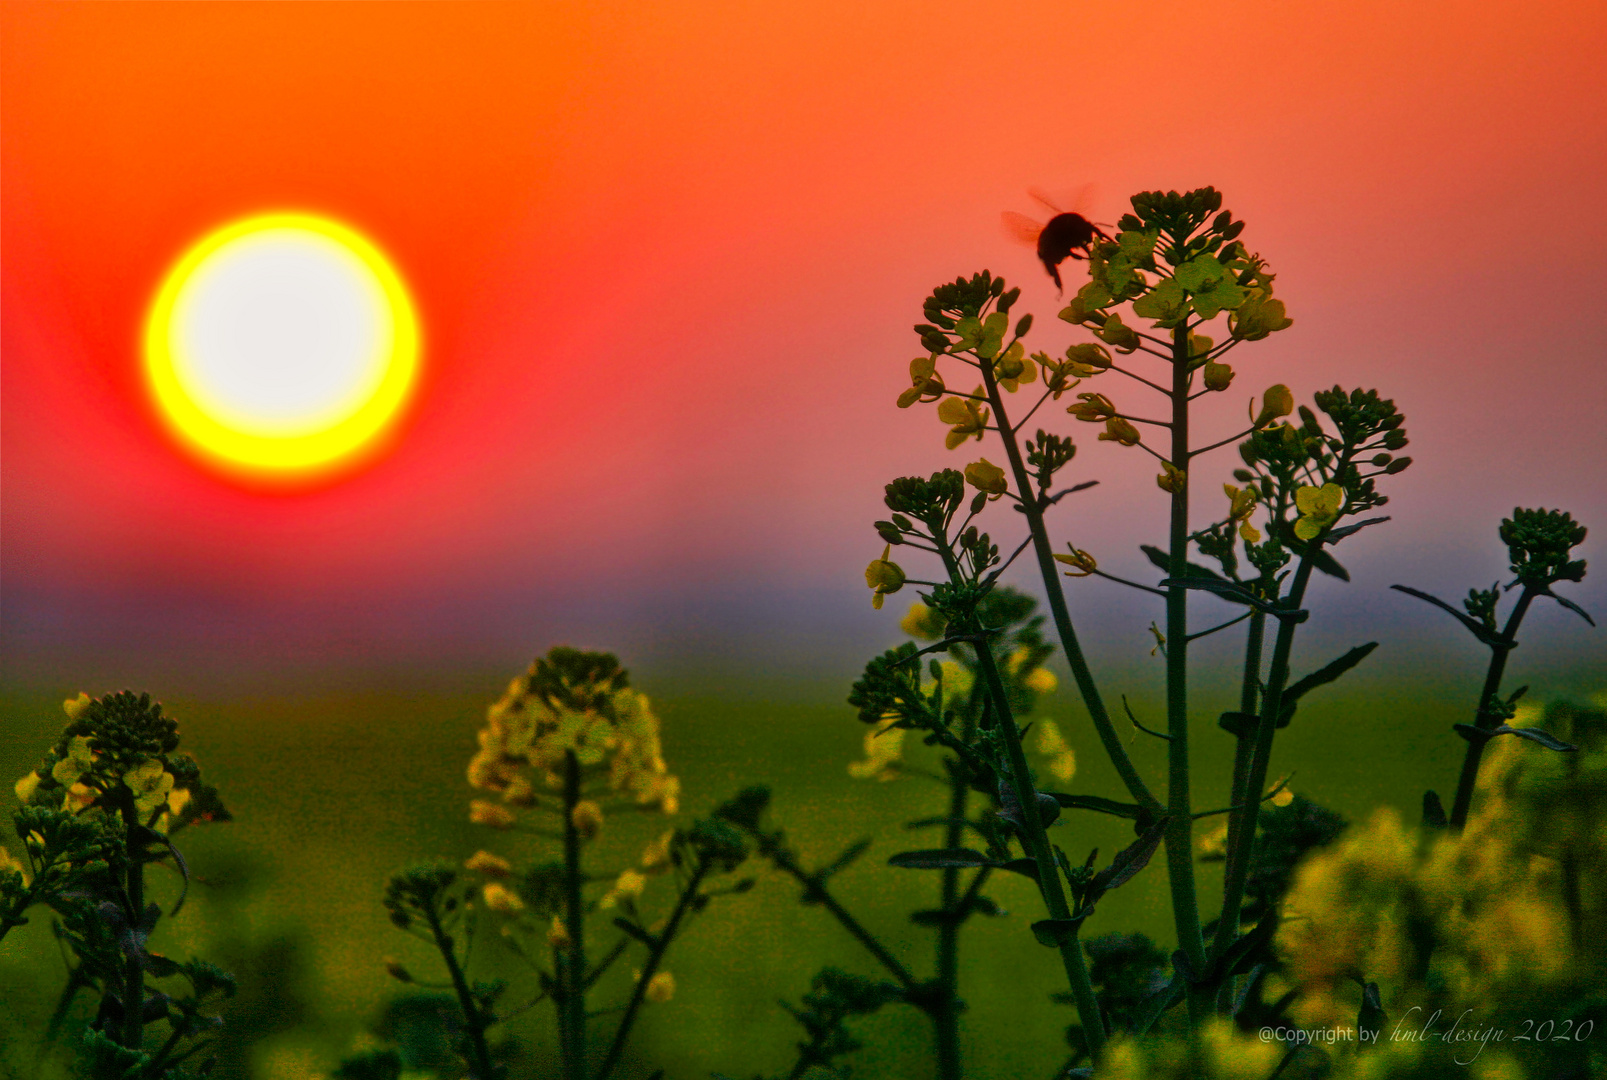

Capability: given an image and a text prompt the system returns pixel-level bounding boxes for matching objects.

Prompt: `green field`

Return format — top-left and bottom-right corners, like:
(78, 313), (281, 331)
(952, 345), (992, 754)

(0, 668), (1597, 1078)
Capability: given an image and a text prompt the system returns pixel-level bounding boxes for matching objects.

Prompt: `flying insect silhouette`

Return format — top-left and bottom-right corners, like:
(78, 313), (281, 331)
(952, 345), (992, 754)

(1002, 187), (1111, 294)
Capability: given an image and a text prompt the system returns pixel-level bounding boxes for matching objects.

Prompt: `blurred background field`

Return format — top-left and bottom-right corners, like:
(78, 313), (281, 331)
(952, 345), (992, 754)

(4, 655), (1600, 1079)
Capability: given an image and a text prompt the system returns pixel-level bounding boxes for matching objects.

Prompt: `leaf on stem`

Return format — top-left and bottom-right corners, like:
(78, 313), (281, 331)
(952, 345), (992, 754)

(887, 849), (992, 870)
(1159, 577), (1307, 621)
(1536, 586), (1597, 627)
(1030, 917), (1088, 947)
(1325, 516), (1390, 543)
(1390, 585), (1506, 647)
(1276, 643), (1379, 728)
(1452, 724), (1578, 752)
(1139, 544), (1224, 581)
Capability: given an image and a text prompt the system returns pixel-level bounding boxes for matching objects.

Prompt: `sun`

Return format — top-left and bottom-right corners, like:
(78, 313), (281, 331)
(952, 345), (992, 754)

(144, 213), (419, 482)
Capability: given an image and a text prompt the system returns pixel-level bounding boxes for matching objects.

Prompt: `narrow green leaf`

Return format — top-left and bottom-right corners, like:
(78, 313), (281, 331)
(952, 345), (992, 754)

(1031, 917), (1086, 947)
(1277, 642), (1379, 727)
(1391, 585), (1505, 647)
(887, 849), (990, 870)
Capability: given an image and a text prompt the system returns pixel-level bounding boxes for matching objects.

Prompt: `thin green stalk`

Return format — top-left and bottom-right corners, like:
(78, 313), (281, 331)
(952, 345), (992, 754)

(120, 802), (145, 1054)
(977, 360), (1161, 813)
(1213, 610), (1264, 969)
(42, 967), (87, 1048)
(1165, 325), (1207, 1010)
(560, 750), (587, 1080)
(934, 708), (976, 1080)
(932, 526), (1105, 1057)
(1215, 557), (1316, 956)
(970, 633), (1106, 1057)
(423, 897), (497, 1079)
(767, 848), (919, 992)
(592, 862), (710, 1080)
(143, 1020), (190, 1078)
(1448, 588), (1537, 829)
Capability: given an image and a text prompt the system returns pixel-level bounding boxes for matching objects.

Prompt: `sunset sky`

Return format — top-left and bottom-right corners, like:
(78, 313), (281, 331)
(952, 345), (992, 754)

(4, 0), (1603, 694)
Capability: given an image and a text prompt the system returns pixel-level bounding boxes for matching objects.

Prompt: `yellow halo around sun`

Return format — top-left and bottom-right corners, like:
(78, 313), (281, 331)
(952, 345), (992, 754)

(145, 213), (419, 481)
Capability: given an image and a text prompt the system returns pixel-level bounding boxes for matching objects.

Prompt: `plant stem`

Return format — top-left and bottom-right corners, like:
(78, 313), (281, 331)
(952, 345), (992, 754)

(120, 802), (145, 1054)
(765, 847), (919, 992)
(934, 709), (976, 1080)
(593, 862), (710, 1080)
(1214, 610), (1264, 971)
(969, 631), (1106, 1057)
(42, 966), (87, 1048)
(423, 898), (496, 1079)
(561, 750), (587, 1080)
(1215, 557), (1316, 960)
(932, 522), (1105, 1056)
(1165, 325), (1208, 1015)
(977, 358), (1161, 813)
(1447, 588), (1537, 830)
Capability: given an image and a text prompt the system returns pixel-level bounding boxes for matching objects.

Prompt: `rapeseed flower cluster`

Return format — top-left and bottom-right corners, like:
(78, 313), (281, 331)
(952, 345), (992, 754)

(13, 691), (205, 832)
(1279, 702), (1604, 1035)
(466, 649), (680, 821)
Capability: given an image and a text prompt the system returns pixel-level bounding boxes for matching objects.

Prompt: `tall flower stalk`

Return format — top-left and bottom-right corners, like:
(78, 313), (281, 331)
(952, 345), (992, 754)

(871, 187), (1418, 1046)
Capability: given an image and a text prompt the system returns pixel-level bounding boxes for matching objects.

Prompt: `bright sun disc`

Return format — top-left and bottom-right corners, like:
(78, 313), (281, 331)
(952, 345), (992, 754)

(145, 213), (419, 480)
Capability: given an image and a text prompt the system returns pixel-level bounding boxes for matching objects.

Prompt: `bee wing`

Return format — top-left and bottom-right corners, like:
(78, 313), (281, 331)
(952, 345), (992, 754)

(1030, 183), (1099, 217)
(1027, 187), (1064, 215)
(1001, 211), (1045, 245)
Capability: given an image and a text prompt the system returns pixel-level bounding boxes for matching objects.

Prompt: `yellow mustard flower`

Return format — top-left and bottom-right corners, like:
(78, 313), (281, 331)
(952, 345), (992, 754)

(1099, 417), (1141, 446)
(1032, 720), (1076, 783)
(1229, 293), (1292, 341)
(124, 758), (175, 815)
(994, 342), (1036, 392)
(640, 830), (676, 874)
(547, 915), (572, 949)
(465, 850), (513, 878)
(1224, 483), (1261, 542)
(600, 868), (648, 910)
(1253, 383), (1294, 427)
(62, 692), (92, 721)
(899, 602), (947, 641)
(1294, 482), (1344, 541)
(1095, 1019), (1280, 1080)
(930, 661), (974, 701)
(1147, 624), (1166, 657)
(644, 971), (676, 1003)
(1197, 821), (1229, 859)
(1062, 342), (1112, 381)
(15, 772), (41, 804)
(964, 458), (1007, 496)
(896, 356), (946, 409)
(1053, 546), (1098, 578)
(470, 800), (517, 829)
(571, 800), (605, 840)
(1155, 461), (1186, 494)
(865, 545), (906, 610)
(936, 391), (988, 449)
(0, 844), (30, 887)
(847, 716), (905, 782)
(63, 782), (97, 813)
(1202, 361), (1234, 391)
(483, 882), (525, 914)
(1066, 391), (1117, 423)
(469, 664), (679, 817)
(51, 736), (97, 788)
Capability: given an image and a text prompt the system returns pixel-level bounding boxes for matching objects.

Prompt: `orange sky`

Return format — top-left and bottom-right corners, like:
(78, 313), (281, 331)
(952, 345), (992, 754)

(3, 0), (1604, 689)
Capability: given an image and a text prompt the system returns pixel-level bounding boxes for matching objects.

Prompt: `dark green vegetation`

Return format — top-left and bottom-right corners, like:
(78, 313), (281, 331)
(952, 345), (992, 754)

(0, 673), (1594, 1078)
